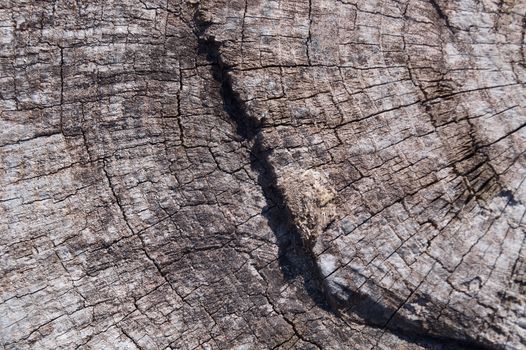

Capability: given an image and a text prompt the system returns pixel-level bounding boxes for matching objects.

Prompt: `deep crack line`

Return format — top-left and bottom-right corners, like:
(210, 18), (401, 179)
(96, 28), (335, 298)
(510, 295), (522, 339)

(191, 11), (497, 350)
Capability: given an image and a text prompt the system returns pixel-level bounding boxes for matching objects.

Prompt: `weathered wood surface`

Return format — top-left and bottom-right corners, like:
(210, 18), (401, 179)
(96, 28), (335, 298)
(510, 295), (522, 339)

(1, 0), (525, 349)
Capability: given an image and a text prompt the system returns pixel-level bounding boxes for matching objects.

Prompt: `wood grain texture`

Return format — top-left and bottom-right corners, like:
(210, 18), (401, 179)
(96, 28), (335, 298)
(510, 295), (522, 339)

(1, 1), (525, 349)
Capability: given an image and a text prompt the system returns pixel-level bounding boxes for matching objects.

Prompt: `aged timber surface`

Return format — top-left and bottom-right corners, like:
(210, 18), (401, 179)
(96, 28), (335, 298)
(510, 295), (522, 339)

(0, 1), (525, 349)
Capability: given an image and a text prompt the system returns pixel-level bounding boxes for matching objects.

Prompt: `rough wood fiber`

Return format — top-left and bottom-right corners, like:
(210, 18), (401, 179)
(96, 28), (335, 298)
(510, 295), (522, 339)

(1, 1), (525, 349)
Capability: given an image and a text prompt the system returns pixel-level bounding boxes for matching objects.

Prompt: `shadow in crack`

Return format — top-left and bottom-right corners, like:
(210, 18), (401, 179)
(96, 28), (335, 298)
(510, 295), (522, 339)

(193, 11), (497, 350)
(328, 283), (495, 350)
(194, 12), (332, 313)
(249, 136), (332, 312)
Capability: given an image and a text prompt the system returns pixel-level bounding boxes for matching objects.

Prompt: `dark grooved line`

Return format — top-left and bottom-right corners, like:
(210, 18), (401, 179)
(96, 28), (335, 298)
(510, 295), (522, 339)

(193, 11), (497, 350)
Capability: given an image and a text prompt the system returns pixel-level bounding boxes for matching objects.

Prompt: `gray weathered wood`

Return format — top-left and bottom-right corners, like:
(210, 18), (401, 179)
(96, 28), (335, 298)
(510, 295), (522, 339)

(1, 1), (525, 349)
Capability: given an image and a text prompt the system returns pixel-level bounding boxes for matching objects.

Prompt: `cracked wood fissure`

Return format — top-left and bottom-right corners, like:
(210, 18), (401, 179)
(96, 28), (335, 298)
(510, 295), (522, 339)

(1, 1), (526, 350)
(194, 10), (494, 350)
